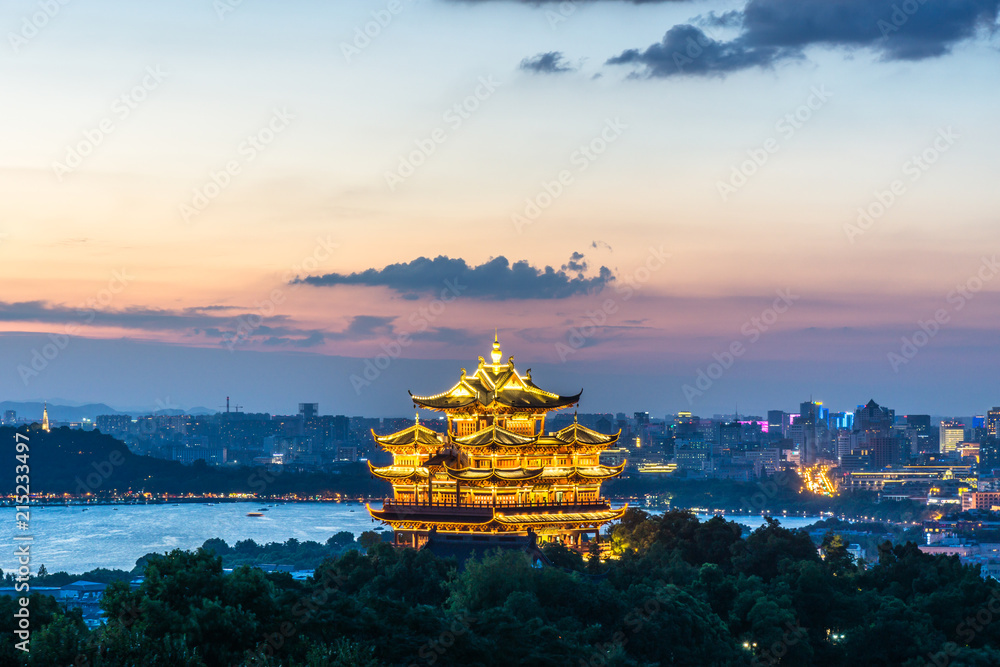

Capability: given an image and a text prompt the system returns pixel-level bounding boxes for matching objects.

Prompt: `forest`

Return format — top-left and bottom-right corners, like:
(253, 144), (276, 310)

(2, 509), (998, 666)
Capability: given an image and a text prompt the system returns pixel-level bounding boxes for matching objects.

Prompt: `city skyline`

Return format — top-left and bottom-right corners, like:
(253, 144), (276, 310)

(2, 0), (999, 416)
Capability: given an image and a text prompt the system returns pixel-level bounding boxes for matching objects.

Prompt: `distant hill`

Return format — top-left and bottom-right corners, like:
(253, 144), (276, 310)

(0, 401), (121, 422)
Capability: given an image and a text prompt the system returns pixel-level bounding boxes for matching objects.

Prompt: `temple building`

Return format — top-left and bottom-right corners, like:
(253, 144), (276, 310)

(367, 335), (626, 551)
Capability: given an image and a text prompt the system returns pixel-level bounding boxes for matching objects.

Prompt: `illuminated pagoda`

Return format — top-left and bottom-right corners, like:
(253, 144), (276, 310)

(367, 334), (626, 550)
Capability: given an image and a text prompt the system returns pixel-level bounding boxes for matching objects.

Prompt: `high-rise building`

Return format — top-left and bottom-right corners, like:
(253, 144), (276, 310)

(2, 410), (15, 425)
(855, 400), (894, 432)
(797, 400), (829, 465)
(767, 410), (786, 436)
(298, 403), (319, 421)
(368, 335), (625, 549)
(940, 421), (965, 454)
(850, 399), (905, 469)
(982, 437), (1000, 476)
(798, 401), (818, 425)
(987, 408), (1000, 438)
(96, 414), (133, 435)
(719, 421), (741, 451)
(905, 415), (933, 453)
(832, 412), (854, 430)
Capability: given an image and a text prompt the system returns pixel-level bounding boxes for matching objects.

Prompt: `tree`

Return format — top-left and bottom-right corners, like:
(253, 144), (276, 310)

(101, 549), (281, 666)
(37, 563), (48, 578)
(821, 531), (855, 574)
(201, 538), (230, 555)
(358, 531), (383, 551)
(586, 539), (603, 574)
(541, 542), (584, 571)
(327, 531), (356, 549)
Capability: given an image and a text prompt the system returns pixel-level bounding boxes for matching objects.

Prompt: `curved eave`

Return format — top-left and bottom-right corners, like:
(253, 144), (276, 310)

(532, 439), (614, 454)
(578, 462), (627, 479)
(536, 464), (626, 483)
(409, 390), (478, 411)
(444, 466), (545, 483)
(493, 506), (627, 525)
(367, 461), (429, 481)
(491, 391), (582, 411)
(367, 504), (497, 526)
(371, 425), (442, 449)
(454, 425), (537, 447)
(409, 390), (583, 413)
(554, 425), (622, 447)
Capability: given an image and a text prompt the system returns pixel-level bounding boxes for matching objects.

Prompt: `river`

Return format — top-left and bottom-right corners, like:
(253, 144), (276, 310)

(0, 503), (825, 573)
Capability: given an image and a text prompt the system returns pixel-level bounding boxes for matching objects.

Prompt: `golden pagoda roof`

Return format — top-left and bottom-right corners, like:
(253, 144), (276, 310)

(553, 421), (621, 446)
(371, 422), (443, 449)
(367, 461), (430, 482)
(444, 465), (545, 484)
(453, 424), (538, 448)
(538, 462), (626, 482)
(494, 506), (627, 526)
(410, 335), (582, 412)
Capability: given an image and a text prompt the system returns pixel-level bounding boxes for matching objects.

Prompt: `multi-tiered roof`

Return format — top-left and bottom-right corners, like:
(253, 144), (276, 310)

(367, 335), (626, 548)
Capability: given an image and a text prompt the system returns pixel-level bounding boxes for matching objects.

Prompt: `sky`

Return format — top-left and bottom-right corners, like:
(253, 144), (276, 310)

(1, 0), (999, 418)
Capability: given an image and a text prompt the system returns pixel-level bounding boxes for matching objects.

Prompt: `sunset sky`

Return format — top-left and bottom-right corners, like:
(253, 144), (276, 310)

(2, 0), (999, 417)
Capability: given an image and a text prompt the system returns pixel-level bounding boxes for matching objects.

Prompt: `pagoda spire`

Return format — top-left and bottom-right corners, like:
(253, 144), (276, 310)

(490, 331), (502, 365)
(42, 402), (50, 432)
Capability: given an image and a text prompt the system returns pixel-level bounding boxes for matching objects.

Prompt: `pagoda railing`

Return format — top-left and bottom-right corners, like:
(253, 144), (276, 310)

(379, 497), (612, 514)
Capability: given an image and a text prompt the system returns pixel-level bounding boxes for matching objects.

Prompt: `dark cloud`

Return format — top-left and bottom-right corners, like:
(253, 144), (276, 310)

(326, 315), (395, 340)
(453, 0), (693, 3)
(520, 51), (577, 74)
(607, 0), (1000, 78)
(562, 251), (588, 274)
(295, 255), (614, 300)
(591, 240), (613, 252)
(0, 300), (260, 332)
(696, 10), (743, 29)
(262, 331), (326, 348)
(0, 301), (392, 350)
(741, 0), (1000, 60)
(607, 24), (796, 77)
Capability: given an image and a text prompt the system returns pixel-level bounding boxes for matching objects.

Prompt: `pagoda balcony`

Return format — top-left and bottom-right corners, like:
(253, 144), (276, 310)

(376, 497), (614, 516)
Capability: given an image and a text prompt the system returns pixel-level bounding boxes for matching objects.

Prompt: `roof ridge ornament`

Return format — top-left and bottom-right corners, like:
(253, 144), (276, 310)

(490, 333), (503, 365)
